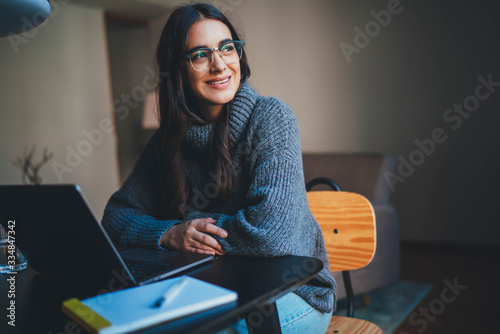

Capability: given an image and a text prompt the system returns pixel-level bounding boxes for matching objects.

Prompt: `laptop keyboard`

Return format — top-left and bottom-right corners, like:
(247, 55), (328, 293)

(125, 261), (177, 281)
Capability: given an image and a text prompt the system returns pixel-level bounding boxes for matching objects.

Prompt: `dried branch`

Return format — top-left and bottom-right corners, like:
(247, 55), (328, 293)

(11, 145), (54, 185)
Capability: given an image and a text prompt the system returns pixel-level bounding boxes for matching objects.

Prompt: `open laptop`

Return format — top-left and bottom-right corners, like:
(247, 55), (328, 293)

(0, 184), (213, 286)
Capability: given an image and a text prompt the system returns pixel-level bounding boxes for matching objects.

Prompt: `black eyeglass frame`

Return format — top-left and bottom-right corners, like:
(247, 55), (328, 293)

(183, 40), (246, 71)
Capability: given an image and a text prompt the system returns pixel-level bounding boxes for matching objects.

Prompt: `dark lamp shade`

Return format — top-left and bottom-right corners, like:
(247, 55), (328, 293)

(0, 0), (51, 37)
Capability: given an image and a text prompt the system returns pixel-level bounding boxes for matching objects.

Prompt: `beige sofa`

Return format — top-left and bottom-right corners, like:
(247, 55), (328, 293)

(302, 153), (400, 300)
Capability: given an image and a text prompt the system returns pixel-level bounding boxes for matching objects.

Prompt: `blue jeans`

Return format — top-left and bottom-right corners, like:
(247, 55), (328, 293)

(217, 292), (333, 334)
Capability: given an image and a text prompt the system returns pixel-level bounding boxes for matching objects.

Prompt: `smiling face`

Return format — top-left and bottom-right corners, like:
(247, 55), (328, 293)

(183, 19), (241, 122)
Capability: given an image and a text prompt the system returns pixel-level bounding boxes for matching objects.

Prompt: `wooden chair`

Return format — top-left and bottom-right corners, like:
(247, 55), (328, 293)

(306, 177), (383, 334)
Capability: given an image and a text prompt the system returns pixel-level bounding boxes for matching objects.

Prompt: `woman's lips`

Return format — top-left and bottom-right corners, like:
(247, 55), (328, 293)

(206, 76), (231, 89)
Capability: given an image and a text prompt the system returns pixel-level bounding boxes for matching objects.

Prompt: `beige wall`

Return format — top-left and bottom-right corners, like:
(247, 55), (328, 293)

(232, 0), (361, 152)
(0, 3), (119, 218)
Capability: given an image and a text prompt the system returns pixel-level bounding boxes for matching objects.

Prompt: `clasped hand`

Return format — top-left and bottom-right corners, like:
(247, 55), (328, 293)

(160, 218), (227, 255)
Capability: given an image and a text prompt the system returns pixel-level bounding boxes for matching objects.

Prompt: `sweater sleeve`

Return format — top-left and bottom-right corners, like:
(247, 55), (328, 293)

(101, 131), (182, 249)
(187, 98), (314, 257)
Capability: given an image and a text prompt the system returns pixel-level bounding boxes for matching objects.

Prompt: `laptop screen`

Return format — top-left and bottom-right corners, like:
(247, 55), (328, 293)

(0, 184), (132, 286)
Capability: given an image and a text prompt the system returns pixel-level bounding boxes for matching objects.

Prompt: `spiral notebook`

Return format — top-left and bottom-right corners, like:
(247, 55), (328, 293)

(62, 276), (238, 334)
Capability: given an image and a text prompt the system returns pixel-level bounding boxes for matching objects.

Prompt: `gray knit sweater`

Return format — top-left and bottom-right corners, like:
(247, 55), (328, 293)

(102, 81), (336, 313)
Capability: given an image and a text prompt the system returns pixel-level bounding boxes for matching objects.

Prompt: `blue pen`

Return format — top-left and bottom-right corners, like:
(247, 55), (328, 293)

(153, 276), (189, 308)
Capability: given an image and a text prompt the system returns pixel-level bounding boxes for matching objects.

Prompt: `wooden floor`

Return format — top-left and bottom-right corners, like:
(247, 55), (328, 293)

(393, 242), (500, 334)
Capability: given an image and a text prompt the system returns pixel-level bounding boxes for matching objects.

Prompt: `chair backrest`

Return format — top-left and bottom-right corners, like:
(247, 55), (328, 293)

(307, 191), (377, 272)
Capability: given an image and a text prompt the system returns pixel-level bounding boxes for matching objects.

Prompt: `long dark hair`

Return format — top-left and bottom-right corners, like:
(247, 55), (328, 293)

(156, 3), (250, 219)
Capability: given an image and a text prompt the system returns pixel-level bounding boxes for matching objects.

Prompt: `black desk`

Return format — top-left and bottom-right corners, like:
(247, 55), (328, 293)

(0, 255), (322, 334)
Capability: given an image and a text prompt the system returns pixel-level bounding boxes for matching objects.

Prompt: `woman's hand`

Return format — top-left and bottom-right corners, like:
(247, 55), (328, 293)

(160, 218), (227, 255)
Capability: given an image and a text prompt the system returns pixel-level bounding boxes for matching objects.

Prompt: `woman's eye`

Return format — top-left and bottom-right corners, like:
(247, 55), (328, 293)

(192, 51), (209, 60)
(221, 45), (234, 53)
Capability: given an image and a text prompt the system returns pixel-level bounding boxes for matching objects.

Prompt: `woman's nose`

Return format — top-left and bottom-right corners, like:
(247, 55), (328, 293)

(210, 51), (226, 72)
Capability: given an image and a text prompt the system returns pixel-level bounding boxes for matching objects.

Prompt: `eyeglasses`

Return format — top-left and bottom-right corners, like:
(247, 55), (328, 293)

(183, 40), (245, 71)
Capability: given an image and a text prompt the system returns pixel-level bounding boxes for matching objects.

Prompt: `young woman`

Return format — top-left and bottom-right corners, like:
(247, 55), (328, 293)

(102, 3), (335, 333)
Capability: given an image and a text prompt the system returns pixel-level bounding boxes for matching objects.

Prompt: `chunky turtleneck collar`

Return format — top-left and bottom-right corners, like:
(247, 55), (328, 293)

(183, 81), (258, 152)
